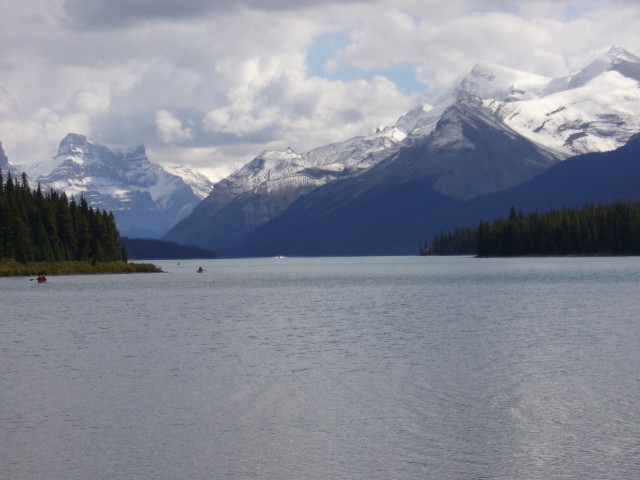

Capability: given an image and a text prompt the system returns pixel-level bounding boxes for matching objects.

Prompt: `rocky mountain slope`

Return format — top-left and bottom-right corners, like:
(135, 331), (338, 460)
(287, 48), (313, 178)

(484, 47), (640, 157)
(226, 133), (640, 257)
(34, 134), (214, 238)
(163, 125), (407, 248)
(166, 47), (640, 254)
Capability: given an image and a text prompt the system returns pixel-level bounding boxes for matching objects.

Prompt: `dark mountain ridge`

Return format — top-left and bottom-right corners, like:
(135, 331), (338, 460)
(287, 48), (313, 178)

(220, 133), (640, 257)
(164, 48), (640, 255)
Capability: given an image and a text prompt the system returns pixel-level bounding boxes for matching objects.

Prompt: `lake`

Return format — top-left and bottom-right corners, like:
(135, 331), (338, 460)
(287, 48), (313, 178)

(1, 256), (639, 479)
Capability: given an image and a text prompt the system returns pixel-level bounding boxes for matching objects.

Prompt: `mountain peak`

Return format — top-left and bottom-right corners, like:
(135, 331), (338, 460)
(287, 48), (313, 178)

(263, 147), (300, 157)
(0, 142), (8, 170)
(56, 133), (102, 160)
(451, 47), (640, 104)
(565, 46), (640, 90)
(163, 164), (214, 200)
(39, 134), (209, 237)
(455, 62), (550, 102)
(164, 48), (640, 255)
(56, 133), (148, 165)
(604, 46), (640, 64)
(59, 132), (93, 149)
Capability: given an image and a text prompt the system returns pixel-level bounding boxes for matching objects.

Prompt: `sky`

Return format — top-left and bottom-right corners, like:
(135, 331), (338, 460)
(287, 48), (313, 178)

(1, 0), (639, 181)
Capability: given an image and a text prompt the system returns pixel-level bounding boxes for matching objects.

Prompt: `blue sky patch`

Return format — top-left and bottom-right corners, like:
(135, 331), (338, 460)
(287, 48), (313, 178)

(563, 3), (596, 22)
(307, 32), (426, 94)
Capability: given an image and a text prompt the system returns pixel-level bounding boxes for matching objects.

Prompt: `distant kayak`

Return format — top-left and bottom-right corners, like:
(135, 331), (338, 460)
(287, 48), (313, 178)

(37, 275), (47, 283)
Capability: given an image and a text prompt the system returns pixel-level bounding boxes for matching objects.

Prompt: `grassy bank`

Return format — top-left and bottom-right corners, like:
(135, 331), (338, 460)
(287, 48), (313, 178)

(0, 260), (162, 277)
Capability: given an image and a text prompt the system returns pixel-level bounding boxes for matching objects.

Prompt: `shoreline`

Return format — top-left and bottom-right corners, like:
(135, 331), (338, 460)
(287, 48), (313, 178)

(0, 260), (162, 277)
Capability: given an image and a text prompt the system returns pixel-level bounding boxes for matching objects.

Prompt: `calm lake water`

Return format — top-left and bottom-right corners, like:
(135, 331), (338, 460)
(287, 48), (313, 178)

(1, 256), (639, 480)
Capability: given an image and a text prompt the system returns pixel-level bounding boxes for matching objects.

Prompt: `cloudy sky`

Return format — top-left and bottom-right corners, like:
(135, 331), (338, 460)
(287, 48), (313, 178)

(1, 0), (639, 180)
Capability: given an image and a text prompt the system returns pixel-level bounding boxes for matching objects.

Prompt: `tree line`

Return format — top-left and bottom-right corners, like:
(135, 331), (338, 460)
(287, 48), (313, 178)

(0, 168), (126, 263)
(423, 226), (477, 255)
(424, 201), (640, 257)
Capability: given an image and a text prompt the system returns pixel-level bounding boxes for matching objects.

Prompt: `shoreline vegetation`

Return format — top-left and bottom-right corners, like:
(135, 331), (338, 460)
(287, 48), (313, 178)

(0, 259), (162, 277)
(0, 169), (162, 276)
(422, 201), (640, 257)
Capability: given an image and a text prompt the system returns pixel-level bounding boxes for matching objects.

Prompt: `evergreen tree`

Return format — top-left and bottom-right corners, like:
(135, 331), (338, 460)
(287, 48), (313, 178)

(5, 171), (14, 195)
(0, 171), (126, 264)
(475, 202), (640, 257)
(429, 201), (640, 257)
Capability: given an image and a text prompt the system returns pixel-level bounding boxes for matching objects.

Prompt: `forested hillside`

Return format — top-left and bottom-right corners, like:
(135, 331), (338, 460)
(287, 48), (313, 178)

(477, 202), (640, 257)
(0, 169), (125, 263)
(427, 202), (640, 257)
(427, 226), (477, 255)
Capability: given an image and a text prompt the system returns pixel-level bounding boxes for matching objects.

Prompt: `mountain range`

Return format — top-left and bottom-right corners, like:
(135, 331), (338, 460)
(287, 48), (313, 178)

(164, 46), (640, 256)
(3, 47), (639, 254)
(225, 133), (640, 256)
(7, 134), (215, 238)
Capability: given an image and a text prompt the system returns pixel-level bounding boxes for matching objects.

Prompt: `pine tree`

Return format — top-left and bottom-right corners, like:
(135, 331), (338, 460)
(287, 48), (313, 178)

(0, 171), (126, 264)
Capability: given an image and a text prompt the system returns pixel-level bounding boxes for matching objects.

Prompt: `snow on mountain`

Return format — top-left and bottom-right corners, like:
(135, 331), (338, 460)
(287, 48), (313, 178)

(166, 46), (640, 252)
(34, 134), (210, 238)
(391, 63), (550, 141)
(176, 47), (640, 217)
(479, 47), (640, 158)
(224, 125), (407, 197)
(392, 47), (640, 163)
(396, 47), (640, 198)
(163, 124), (409, 247)
(163, 164), (214, 199)
(456, 63), (551, 102)
(546, 46), (640, 94)
(177, 117), (408, 224)
(394, 102), (448, 138)
(313, 91), (558, 203)
(43, 134), (171, 202)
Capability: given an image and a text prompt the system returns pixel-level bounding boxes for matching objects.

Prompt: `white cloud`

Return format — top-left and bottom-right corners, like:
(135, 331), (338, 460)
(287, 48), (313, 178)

(203, 55), (411, 152)
(0, 108), (91, 168)
(71, 83), (111, 114)
(156, 110), (194, 143)
(0, 0), (639, 181)
(0, 87), (19, 116)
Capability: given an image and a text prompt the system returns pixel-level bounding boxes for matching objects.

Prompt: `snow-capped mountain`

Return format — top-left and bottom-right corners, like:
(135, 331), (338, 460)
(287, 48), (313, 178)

(209, 124), (406, 198)
(228, 131), (640, 257)
(165, 46), (640, 254)
(327, 45), (640, 200)
(163, 164), (214, 200)
(393, 46), (640, 161)
(35, 134), (214, 238)
(163, 125), (407, 248)
(484, 47), (640, 157)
